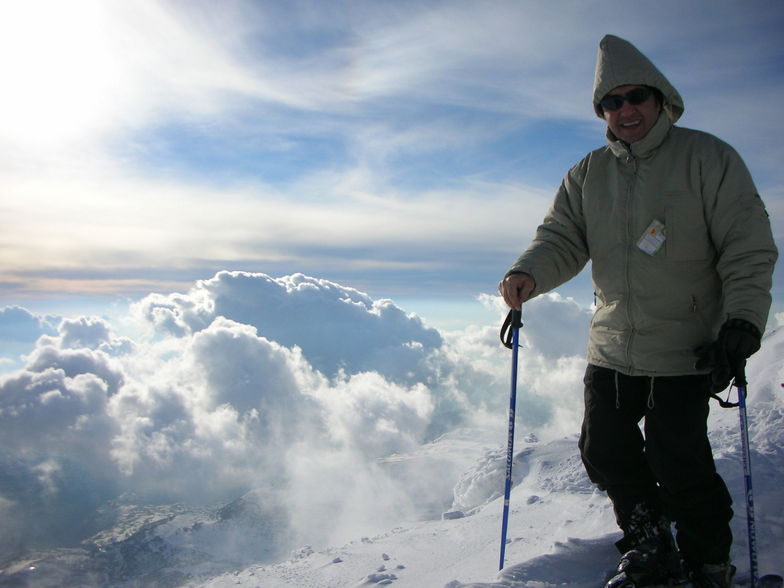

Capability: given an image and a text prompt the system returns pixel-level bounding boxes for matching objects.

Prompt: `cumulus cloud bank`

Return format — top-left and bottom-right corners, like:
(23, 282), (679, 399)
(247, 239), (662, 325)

(0, 272), (592, 559)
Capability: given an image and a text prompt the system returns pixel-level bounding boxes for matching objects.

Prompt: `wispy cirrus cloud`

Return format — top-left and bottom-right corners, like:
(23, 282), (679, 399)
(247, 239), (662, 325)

(0, 0), (781, 308)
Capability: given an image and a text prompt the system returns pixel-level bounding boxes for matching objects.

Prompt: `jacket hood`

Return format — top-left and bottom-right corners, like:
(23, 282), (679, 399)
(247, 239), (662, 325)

(592, 34), (684, 123)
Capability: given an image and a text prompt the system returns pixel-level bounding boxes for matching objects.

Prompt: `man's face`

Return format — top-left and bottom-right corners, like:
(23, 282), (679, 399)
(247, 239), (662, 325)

(602, 85), (661, 144)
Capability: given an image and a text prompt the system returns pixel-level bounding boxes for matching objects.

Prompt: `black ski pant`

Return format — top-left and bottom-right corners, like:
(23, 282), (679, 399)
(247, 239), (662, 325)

(578, 364), (733, 568)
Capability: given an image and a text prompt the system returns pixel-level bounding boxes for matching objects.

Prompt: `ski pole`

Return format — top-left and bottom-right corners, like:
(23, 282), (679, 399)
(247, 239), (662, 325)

(499, 309), (523, 571)
(735, 370), (758, 587)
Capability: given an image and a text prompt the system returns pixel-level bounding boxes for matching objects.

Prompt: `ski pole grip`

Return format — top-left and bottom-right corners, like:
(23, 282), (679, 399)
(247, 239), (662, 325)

(500, 309), (524, 349)
(510, 309), (522, 329)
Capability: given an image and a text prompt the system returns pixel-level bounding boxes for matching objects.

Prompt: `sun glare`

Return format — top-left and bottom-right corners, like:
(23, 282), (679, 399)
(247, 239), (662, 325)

(0, 1), (124, 149)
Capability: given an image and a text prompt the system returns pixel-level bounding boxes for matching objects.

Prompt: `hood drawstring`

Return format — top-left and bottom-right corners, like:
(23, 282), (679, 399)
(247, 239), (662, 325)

(647, 376), (656, 409)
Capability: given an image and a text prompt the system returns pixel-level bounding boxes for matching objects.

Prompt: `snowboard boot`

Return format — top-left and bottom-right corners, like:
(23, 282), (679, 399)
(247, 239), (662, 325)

(605, 504), (689, 588)
(690, 562), (736, 588)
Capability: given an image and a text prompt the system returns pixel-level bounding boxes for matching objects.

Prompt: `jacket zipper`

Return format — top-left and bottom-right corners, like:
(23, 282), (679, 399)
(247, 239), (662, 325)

(623, 153), (637, 373)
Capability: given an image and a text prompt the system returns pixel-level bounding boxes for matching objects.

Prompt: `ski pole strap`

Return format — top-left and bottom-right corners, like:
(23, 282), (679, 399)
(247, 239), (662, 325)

(710, 363), (748, 409)
(500, 309), (523, 349)
(711, 366), (746, 408)
(711, 389), (742, 409)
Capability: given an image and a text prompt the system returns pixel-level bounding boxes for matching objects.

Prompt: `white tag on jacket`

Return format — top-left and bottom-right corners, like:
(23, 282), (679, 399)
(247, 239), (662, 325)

(637, 219), (666, 255)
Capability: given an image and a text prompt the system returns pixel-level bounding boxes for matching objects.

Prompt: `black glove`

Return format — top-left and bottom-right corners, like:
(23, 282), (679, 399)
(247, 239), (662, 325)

(695, 318), (761, 393)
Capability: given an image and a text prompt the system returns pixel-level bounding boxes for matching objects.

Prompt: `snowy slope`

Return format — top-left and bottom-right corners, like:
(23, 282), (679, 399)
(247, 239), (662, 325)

(197, 328), (784, 588)
(196, 434), (620, 588)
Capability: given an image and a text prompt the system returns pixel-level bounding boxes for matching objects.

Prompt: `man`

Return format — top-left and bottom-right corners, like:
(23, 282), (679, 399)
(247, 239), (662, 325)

(499, 35), (777, 588)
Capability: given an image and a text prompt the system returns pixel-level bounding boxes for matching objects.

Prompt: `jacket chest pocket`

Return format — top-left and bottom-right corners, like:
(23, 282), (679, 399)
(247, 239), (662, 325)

(663, 191), (714, 261)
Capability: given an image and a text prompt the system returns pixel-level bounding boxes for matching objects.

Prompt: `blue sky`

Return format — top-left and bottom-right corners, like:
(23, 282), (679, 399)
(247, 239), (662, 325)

(1, 0), (782, 327)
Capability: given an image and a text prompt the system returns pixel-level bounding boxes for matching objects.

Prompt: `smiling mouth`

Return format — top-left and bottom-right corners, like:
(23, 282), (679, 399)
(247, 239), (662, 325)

(620, 120), (641, 128)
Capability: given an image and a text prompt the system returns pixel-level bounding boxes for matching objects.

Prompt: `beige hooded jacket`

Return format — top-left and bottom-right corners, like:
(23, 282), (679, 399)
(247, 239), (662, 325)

(507, 35), (778, 376)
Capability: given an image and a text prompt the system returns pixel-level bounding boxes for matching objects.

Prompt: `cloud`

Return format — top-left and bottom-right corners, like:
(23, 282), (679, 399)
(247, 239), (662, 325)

(0, 0), (314, 154)
(0, 306), (59, 373)
(0, 272), (594, 556)
(0, 368), (116, 459)
(317, 371), (434, 458)
(469, 293), (591, 436)
(1, 2), (781, 304)
(0, 164), (553, 301)
(339, 1), (600, 117)
(517, 292), (593, 358)
(0, 306), (58, 344)
(105, 317), (323, 502)
(135, 271), (446, 384)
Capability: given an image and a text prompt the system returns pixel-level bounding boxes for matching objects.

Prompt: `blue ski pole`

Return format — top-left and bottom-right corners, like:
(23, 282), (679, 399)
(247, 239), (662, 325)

(735, 373), (758, 587)
(499, 309), (523, 571)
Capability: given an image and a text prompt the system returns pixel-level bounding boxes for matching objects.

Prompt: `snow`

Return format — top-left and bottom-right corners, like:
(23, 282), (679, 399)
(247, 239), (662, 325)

(195, 432), (619, 588)
(0, 276), (782, 587)
(200, 330), (784, 588)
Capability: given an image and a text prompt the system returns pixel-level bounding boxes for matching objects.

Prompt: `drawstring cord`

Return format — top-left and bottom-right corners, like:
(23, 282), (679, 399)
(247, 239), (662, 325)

(613, 372), (656, 409)
(647, 376), (656, 409)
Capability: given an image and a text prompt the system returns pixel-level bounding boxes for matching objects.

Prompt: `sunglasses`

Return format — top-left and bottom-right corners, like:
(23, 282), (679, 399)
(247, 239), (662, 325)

(599, 87), (653, 112)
